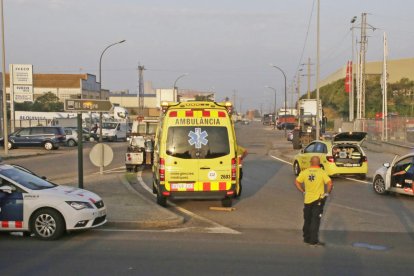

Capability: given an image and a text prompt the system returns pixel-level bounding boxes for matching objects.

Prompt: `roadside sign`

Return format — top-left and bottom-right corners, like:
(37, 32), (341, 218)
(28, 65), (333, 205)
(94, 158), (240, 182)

(13, 85), (33, 103)
(65, 99), (113, 112)
(89, 143), (113, 167)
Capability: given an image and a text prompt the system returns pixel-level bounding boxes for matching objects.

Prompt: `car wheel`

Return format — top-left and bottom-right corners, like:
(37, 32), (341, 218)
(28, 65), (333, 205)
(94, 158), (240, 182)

(44, 141), (54, 150)
(373, 176), (387, 195)
(293, 161), (301, 176)
(89, 136), (95, 142)
(7, 142), (13, 150)
(221, 197), (233, 208)
(156, 191), (167, 207)
(67, 139), (76, 147)
(30, 209), (65, 240)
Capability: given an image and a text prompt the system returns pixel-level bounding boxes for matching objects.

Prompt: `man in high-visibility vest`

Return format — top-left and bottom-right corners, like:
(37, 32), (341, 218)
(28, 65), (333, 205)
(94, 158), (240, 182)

(295, 156), (333, 246)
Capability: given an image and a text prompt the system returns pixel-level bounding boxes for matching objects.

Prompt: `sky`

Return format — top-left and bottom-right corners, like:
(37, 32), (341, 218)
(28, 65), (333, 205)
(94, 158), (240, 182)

(3, 0), (414, 112)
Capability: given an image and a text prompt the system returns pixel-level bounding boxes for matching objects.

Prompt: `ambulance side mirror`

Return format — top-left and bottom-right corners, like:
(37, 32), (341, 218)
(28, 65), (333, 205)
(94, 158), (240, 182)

(0, 185), (14, 194)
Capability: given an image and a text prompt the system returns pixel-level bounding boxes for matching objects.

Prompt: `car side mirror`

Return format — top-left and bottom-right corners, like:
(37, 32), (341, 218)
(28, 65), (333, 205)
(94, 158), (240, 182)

(383, 162), (390, 168)
(0, 185), (15, 194)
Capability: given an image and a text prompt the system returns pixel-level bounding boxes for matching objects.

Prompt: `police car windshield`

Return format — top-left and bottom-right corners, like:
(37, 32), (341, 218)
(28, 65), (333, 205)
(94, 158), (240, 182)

(102, 123), (117, 129)
(0, 165), (56, 190)
(166, 126), (230, 159)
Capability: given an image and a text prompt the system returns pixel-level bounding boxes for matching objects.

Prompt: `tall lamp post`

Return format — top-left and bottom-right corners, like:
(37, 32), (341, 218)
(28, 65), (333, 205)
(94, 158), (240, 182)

(1, 0), (7, 155)
(98, 39), (125, 174)
(264, 86), (277, 129)
(270, 64), (287, 136)
(172, 73), (188, 102)
(350, 16), (357, 122)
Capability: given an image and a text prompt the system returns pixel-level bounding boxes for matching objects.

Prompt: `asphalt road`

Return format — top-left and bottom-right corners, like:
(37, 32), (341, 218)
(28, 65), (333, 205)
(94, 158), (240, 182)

(1, 123), (413, 275)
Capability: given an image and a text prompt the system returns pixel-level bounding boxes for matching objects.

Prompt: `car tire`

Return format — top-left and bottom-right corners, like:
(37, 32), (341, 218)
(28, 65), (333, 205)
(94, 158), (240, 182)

(293, 161), (301, 176)
(89, 137), (95, 142)
(30, 208), (66, 240)
(67, 139), (76, 147)
(221, 197), (233, 208)
(156, 191), (167, 207)
(44, 141), (54, 150)
(373, 176), (388, 195)
(7, 141), (13, 150)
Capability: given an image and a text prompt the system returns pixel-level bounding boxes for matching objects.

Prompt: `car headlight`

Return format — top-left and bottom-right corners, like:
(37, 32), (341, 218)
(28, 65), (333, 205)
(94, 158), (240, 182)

(66, 201), (94, 210)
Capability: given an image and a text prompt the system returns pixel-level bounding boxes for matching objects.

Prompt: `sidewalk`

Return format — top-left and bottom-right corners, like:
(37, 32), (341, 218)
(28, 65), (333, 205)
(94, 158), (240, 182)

(58, 173), (184, 229)
(0, 148), (184, 229)
(268, 131), (396, 180)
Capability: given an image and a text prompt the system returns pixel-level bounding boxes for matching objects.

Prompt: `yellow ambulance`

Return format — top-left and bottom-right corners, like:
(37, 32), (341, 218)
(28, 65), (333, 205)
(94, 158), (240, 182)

(152, 101), (243, 207)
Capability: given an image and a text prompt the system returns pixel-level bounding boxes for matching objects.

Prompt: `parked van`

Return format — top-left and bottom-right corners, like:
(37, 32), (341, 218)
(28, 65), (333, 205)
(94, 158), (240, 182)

(99, 122), (128, 142)
(152, 101), (243, 207)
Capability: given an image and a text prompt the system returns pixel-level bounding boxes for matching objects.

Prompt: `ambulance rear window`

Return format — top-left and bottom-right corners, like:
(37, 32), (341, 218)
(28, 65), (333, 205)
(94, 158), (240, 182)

(166, 126), (230, 159)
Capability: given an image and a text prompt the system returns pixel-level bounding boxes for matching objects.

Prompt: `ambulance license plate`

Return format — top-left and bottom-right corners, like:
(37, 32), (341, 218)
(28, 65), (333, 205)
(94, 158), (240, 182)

(171, 183), (194, 190)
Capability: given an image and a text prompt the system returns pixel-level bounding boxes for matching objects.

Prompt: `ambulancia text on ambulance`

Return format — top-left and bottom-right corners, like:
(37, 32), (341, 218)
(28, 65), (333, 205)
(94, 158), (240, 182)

(152, 101), (244, 207)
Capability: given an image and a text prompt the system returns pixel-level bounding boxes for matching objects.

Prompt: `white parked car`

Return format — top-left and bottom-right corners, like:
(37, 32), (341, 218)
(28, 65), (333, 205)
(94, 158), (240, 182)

(373, 153), (414, 196)
(64, 128), (78, 147)
(0, 164), (106, 240)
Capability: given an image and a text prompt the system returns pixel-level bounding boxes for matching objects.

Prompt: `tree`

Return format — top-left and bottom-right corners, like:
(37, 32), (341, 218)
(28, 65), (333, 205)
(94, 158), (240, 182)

(32, 92), (64, 112)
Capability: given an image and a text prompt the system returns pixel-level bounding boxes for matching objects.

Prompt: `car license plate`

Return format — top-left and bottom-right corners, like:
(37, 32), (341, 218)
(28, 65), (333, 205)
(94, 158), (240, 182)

(171, 183), (194, 190)
(344, 163), (353, 167)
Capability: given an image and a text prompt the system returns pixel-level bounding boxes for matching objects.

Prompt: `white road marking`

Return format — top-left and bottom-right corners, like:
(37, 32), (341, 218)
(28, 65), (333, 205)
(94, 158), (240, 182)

(91, 166), (125, 175)
(330, 203), (387, 217)
(344, 177), (370, 184)
(269, 154), (292, 165)
(136, 170), (240, 235)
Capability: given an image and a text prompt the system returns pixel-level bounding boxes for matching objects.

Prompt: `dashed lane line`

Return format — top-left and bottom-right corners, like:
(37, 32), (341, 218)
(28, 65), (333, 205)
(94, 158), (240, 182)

(136, 170), (240, 235)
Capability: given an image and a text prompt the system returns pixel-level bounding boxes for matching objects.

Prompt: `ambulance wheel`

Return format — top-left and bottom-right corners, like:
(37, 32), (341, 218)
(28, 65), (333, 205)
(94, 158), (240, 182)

(152, 181), (157, 194)
(221, 197), (233, 208)
(156, 192), (167, 207)
(235, 182), (242, 198)
(30, 208), (65, 240)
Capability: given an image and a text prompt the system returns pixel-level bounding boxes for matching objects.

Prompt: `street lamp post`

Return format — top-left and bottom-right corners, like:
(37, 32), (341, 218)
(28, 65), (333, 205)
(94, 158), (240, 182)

(350, 16), (357, 122)
(265, 86), (277, 129)
(172, 73), (188, 102)
(98, 39), (125, 174)
(270, 65), (287, 136)
(1, 0), (7, 155)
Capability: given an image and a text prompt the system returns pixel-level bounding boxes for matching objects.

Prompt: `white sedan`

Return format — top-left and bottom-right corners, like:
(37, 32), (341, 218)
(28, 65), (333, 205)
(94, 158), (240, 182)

(373, 153), (414, 196)
(0, 164), (106, 240)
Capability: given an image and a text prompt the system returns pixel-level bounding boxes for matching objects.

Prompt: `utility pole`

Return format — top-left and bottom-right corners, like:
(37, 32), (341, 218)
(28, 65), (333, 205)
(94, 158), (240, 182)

(382, 32), (388, 141)
(357, 13), (375, 119)
(1, 0), (8, 155)
(138, 64), (145, 116)
(232, 89), (237, 110)
(302, 57), (314, 99)
(316, 0), (321, 140)
(296, 69), (302, 105)
(350, 16), (357, 122)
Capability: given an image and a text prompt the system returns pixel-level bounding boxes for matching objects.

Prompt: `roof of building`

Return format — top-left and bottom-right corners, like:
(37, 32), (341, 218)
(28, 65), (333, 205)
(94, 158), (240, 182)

(3, 73), (92, 88)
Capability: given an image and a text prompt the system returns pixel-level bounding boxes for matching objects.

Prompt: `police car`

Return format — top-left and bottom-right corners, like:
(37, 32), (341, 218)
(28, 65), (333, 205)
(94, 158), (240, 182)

(0, 164), (106, 240)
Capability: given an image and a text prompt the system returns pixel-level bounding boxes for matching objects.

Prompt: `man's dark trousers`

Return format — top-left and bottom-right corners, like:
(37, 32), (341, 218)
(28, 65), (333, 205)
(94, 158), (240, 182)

(303, 199), (325, 244)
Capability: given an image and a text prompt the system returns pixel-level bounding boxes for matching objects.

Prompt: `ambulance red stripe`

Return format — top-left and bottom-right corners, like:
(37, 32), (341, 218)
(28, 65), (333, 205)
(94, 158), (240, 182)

(219, 182), (227, 191)
(203, 182), (211, 191)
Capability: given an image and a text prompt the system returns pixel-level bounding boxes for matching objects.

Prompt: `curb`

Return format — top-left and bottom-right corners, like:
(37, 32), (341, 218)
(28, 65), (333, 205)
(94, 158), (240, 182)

(111, 174), (185, 228)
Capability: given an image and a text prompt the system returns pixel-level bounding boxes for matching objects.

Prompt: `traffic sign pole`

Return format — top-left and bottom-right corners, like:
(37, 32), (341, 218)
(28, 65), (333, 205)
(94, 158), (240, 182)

(77, 112), (84, 189)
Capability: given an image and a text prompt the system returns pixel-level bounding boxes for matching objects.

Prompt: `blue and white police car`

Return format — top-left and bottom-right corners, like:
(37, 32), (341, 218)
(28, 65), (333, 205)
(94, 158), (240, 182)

(0, 164), (106, 240)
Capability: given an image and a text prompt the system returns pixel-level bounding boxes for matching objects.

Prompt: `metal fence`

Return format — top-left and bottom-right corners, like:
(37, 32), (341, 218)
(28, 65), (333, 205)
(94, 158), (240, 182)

(354, 117), (414, 145)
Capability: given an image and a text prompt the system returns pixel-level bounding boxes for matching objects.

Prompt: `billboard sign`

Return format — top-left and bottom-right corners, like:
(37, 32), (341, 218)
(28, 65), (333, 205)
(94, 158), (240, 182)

(65, 99), (113, 112)
(11, 64), (33, 85)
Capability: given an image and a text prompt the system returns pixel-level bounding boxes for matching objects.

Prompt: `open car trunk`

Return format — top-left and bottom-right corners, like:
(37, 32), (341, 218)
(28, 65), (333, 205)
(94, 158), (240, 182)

(332, 144), (365, 167)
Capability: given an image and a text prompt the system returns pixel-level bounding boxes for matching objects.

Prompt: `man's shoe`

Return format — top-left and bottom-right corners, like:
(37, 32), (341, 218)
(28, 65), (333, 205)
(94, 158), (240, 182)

(309, 242), (325, 247)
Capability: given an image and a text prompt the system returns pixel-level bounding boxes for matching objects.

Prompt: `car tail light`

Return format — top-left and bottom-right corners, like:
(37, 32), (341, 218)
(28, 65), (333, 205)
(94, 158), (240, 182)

(226, 190), (234, 196)
(160, 158), (165, 181)
(231, 158), (237, 181)
(326, 156), (335, 163)
(362, 156), (367, 162)
(162, 191), (170, 196)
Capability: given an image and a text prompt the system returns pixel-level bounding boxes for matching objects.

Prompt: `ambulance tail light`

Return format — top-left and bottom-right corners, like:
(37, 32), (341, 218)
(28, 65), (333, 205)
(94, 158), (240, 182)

(362, 156), (367, 163)
(326, 156), (335, 163)
(159, 158), (165, 181)
(231, 158), (237, 181)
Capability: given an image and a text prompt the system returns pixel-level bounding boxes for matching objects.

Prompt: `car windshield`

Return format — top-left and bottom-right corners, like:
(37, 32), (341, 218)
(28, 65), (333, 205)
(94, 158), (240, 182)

(166, 126), (230, 159)
(0, 165), (56, 190)
(102, 123), (117, 129)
